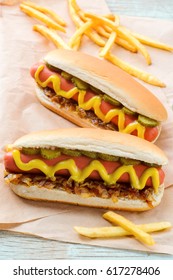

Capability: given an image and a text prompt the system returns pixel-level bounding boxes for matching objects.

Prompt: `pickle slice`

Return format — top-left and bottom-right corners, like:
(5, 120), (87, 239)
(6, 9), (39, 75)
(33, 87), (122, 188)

(41, 148), (61, 159)
(103, 94), (121, 107)
(82, 151), (98, 159)
(61, 71), (73, 80)
(120, 158), (141, 165)
(138, 115), (159, 127)
(62, 149), (81, 157)
(71, 77), (89, 90)
(22, 147), (40, 155)
(99, 153), (119, 161)
(122, 107), (136, 115)
(90, 85), (102, 94)
(143, 162), (160, 168)
(45, 63), (61, 73)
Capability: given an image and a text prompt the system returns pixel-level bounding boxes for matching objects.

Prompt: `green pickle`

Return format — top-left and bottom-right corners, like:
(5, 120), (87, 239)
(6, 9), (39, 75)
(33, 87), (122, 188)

(61, 71), (73, 80)
(62, 149), (81, 157)
(71, 77), (89, 90)
(90, 85), (102, 94)
(120, 158), (141, 165)
(45, 63), (61, 73)
(138, 115), (159, 127)
(41, 148), (61, 159)
(82, 151), (98, 159)
(103, 94), (121, 107)
(99, 153), (119, 161)
(22, 147), (40, 155)
(122, 107), (136, 115)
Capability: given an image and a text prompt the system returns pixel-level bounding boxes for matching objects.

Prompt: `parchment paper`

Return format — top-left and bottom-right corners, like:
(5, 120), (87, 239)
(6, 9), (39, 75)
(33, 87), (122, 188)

(0, 0), (173, 254)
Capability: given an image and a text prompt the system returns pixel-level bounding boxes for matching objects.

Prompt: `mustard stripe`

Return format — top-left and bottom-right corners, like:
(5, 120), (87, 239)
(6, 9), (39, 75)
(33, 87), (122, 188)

(13, 150), (159, 192)
(35, 65), (145, 138)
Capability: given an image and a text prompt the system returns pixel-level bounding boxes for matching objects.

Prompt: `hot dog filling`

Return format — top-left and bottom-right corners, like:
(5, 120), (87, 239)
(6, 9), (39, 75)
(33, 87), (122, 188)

(4, 148), (164, 206)
(30, 63), (159, 142)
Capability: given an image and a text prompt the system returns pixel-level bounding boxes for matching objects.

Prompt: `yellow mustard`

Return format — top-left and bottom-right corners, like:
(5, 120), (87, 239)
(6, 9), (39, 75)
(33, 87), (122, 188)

(13, 150), (160, 193)
(35, 65), (145, 138)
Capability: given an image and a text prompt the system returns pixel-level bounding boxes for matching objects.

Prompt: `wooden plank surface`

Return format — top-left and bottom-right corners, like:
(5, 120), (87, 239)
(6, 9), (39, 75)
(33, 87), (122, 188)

(1, 0), (173, 260)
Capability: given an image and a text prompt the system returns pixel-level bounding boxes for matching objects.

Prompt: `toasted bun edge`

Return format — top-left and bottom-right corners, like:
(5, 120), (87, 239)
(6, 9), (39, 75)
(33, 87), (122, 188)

(9, 183), (164, 211)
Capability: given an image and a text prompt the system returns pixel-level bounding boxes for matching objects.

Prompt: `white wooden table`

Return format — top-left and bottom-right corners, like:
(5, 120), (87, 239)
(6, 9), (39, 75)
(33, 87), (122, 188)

(0, 0), (173, 260)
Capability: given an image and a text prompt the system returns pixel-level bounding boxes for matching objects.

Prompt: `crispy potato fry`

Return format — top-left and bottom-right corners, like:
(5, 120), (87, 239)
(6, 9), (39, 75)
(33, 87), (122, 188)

(117, 26), (151, 65)
(20, 4), (66, 32)
(103, 211), (155, 246)
(68, 20), (93, 48)
(33, 25), (70, 50)
(21, 1), (66, 26)
(116, 37), (137, 52)
(105, 52), (165, 87)
(131, 31), (173, 52)
(74, 222), (172, 238)
(85, 12), (119, 31)
(99, 31), (117, 57)
(68, 0), (105, 47)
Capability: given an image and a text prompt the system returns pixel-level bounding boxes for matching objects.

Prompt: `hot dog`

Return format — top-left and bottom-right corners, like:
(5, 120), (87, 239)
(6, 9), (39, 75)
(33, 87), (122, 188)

(4, 128), (168, 211)
(30, 49), (167, 142)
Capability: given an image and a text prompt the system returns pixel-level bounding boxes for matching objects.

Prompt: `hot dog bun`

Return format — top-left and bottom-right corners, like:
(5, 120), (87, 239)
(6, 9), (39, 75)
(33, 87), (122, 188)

(43, 49), (167, 122)
(11, 128), (167, 165)
(5, 128), (168, 211)
(9, 183), (164, 211)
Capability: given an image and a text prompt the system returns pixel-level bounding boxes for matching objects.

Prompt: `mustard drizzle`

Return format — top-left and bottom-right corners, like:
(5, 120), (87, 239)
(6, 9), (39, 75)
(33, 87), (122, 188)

(35, 65), (145, 138)
(13, 150), (159, 193)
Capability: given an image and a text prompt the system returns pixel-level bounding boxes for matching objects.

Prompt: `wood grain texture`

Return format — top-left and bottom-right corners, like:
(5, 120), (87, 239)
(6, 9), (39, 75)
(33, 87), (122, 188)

(1, 0), (173, 260)
(106, 0), (173, 19)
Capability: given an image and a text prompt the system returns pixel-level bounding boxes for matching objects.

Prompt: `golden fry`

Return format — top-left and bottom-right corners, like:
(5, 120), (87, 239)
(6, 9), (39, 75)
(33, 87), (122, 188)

(105, 52), (165, 87)
(21, 1), (66, 26)
(131, 31), (173, 51)
(74, 222), (171, 238)
(85, 12), (119, 31)
(20, 4), (66, 32)
(103, 211), (155, 246)
(116, 37), (137, 52)
(68, 0), (105, 47)
(99, 31), (116, 57)
(117, 26), (151, 65)
(68, 20), (93, 48)
(33, 25), (70, 49)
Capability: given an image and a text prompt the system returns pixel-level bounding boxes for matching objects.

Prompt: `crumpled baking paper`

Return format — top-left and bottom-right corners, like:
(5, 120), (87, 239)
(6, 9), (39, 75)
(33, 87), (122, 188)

(0, 0), (173, 254)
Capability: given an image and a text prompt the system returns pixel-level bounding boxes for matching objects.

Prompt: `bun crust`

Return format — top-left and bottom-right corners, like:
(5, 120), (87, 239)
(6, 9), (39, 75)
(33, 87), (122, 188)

(9, 183), (164, 211)
(44, 49), (167, 122)
(12, 127), (168, 165)
(35, 85), (97, 129)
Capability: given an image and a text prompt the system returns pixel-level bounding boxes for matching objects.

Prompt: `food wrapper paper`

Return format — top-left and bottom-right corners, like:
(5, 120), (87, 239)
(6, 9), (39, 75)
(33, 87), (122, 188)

(0, 0), (173, 254)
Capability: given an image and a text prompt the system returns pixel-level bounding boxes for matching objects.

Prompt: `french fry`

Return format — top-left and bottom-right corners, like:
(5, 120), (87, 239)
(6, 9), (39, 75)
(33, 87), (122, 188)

(20, 4), (66, 32)
(105, 52), (165, 87)
(74, 222), (172, 238)
(116, 37), (137, 53)
(103, 211), (155, 246)
(21, 1), (66, 26)
(131, 31), (173, 52)
(94, 26), (110, 38)
(85, 12), (119, 31)
(99, 31), (117, 57)
(68, 0), (105, 47)
(33, 25), (70, 50)
(68, 20), (93, 49)
(117, 26), (151, 65)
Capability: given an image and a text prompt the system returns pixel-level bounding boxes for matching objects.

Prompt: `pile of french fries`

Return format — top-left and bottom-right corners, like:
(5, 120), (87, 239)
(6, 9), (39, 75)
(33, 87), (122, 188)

(20, 0), (173, 87)
(74, 211), (172, 246)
